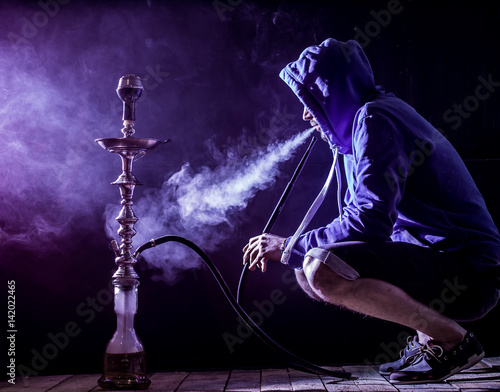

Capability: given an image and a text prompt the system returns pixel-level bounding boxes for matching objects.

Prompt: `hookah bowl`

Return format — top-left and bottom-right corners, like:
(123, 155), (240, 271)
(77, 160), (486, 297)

(95, 75), (169, 390)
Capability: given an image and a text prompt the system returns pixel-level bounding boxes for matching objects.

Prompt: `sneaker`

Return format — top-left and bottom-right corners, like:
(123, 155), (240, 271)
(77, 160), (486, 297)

(379, 336), (422, 376)
(389, 331), (485, 384)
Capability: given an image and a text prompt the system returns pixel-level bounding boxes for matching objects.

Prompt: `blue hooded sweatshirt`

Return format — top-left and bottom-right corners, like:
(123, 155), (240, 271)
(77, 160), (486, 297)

(279, 38), (500, 273)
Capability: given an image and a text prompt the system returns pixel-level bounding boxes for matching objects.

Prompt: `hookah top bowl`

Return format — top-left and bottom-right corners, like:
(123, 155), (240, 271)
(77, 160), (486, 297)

(117, 74), (143, 133)
(95, 74), (170, 156)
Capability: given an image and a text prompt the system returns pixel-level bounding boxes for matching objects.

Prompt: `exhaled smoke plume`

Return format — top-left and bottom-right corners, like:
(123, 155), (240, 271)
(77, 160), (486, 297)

(0, 1), (317, 267)
(104, 127), (315, 284)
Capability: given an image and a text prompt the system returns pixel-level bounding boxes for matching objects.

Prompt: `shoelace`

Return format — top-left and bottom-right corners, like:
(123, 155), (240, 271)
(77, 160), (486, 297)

(399, 336), (418, 359)
(406, 344), (444, 365)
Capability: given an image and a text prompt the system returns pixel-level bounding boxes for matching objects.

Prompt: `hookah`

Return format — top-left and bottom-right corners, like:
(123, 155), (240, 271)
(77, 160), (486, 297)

(96, 75), (350, 390)
(95, 75), (169, 390)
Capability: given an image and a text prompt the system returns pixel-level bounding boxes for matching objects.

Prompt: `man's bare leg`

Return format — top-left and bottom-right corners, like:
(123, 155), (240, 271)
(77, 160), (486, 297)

(301, 257), (467, 351)
(295, 267), (323, 301)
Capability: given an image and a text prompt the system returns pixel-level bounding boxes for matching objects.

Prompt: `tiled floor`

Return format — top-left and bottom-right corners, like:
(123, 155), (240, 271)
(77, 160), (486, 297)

(1, 357), (499, 391)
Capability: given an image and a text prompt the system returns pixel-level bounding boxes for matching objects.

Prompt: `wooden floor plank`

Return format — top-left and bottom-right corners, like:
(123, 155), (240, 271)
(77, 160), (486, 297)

(447, 370), (500, 382)
(225, 369), (260, 392)
(482, 357), (500, 369)
(176, 370), (230, 392)
(45, 374), (99, 391)
(320, 367), (361, 392)
(448, 380), (500, 390)
(466, 361), (493, 371)
(381, 376), (463, 391)
(288, 369), (327, 391)
(261, 368), (292, 392)
(322, 379), (362, 392)
(0, 375), (72, 391)
(148, 371), (189, 392)
(1, 358), (499, 391)
(353, 380), (399, 392)
(342, 365), (388, 381)
(342, 365), (399, 391)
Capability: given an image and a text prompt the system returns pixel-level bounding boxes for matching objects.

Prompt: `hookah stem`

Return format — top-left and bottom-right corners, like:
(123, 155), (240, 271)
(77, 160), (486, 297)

(236, 136), (318, 304)
(133, 235), (350, 379)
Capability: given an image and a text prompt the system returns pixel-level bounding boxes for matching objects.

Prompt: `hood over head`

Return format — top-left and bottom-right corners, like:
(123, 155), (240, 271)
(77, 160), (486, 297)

(280, 38), (380, 154)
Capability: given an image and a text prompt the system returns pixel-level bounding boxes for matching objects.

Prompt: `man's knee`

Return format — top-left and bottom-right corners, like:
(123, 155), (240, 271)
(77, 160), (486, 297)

(302, 256), (351, 303)
(294, 268), (322, 301)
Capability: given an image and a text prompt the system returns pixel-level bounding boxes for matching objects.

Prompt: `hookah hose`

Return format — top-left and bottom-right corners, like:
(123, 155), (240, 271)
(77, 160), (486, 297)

(133, 234), (350, 379)
(133, 136), (350, 379)
(237, 136), (317, 303)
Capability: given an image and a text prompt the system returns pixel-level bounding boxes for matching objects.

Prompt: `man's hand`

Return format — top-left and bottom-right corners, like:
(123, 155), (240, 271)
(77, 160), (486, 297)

(242, 233), (286, 272)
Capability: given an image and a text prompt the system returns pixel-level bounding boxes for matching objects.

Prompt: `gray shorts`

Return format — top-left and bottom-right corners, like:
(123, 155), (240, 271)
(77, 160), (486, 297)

(305, 241), (500, 322)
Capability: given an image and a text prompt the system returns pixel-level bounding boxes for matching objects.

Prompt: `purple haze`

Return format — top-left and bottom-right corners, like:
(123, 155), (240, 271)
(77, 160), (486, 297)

(0, 1), (316, 282)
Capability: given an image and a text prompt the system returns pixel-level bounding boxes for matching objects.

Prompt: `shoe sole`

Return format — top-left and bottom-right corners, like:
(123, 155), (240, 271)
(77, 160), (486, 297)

(379, 369), (398, 376)
(389, 351), (485, 385)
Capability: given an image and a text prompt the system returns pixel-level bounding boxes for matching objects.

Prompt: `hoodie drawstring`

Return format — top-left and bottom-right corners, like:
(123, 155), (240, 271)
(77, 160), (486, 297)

(281, 145), (340, 265)
(335, 150), (343, 222)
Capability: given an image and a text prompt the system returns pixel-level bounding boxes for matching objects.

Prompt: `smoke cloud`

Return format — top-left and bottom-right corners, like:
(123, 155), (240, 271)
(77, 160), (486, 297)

(0, 41), (116, 250)
(0, 0), (318, 280)
(105, 127), (314, 284)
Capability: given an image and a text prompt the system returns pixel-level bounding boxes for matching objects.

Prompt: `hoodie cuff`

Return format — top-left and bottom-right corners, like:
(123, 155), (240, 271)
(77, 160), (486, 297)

(280, 237), (306, 269)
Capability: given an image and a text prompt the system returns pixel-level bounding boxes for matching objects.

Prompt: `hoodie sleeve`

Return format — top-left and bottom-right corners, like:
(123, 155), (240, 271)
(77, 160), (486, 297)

(287, 108), (411, 269)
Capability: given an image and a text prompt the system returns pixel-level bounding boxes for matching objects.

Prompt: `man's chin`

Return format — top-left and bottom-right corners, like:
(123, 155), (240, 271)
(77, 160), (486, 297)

(320, 133), (329, 143)
(312, 124), (330, 143)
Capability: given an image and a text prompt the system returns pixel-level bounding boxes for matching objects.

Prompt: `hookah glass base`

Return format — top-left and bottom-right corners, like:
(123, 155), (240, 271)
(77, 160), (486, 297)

(98, 351), (150, 390)
(97, 281), (150, 390)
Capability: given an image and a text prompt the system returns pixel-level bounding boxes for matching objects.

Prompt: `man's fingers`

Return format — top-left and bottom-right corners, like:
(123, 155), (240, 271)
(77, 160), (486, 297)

(249, 255), (267, 271)
(248, 256), (259, 270)
(242, 236), (262, 264)
(243, 241), (257, 263)
(243, 246), (256, 267)
(242, 233), (281, 273)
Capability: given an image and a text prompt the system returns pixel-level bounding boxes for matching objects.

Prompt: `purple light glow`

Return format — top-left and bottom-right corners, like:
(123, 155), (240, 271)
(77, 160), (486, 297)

(1, 0), (499, 377)
(0, 0), (315, 271)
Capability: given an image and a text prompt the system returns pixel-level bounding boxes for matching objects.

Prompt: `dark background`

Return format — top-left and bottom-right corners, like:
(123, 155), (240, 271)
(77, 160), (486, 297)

(1, 0), (499, 378)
